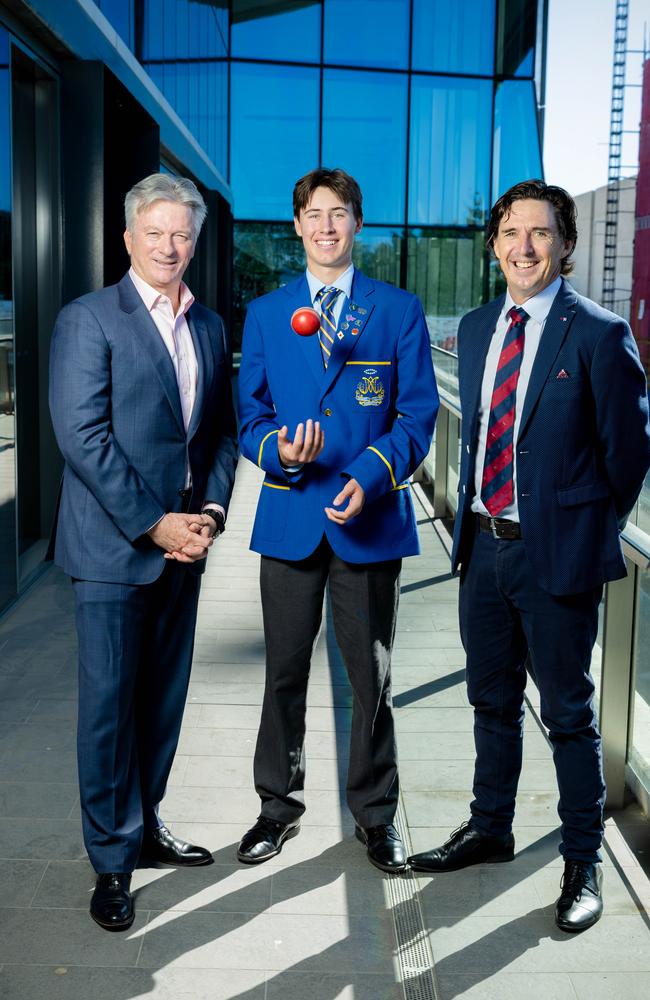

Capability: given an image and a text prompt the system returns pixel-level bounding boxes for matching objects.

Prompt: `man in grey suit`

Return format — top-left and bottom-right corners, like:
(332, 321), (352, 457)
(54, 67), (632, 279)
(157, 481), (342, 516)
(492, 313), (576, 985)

(49, 173), (238, 930)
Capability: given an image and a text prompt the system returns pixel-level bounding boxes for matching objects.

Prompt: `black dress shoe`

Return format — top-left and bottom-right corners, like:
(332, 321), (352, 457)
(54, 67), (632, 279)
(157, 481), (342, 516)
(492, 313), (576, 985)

(141, 825), (213, 867)
(355, 823), (407, 873)
(237, 817), (300, 864)
(555, 860), (603, 932)
(408, 822), (515, 873)
(90, 873), (134, 931)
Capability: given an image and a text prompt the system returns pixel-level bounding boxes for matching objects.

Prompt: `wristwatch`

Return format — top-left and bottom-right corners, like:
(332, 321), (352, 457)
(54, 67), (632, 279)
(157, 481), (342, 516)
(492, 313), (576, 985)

(202, 509), (226, 535)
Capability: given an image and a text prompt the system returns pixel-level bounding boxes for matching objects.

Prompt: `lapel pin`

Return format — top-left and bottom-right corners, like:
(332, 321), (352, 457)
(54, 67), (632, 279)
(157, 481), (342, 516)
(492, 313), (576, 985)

(337, 331), (344, 340)
(351, 327), (360, 336)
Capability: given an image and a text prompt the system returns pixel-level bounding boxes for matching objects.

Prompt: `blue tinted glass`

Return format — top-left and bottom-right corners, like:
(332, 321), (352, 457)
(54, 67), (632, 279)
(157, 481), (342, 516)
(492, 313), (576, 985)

(0, 31), (9, 215)
(497, 0), (536, 77)
(409, 77), (492, 227)
(231, 64), (319, 220)
(492, 81), (542, 201)
(322, 70), (407, 225)
(232, 1), (320, 62)
(96, 0), (134, 48)
(324, 0), (409, 69)
(143, 0), (228, 60)
(411, 0), (495, 75)
(353, 228), (403, 287)
(233, 221), (303, 348)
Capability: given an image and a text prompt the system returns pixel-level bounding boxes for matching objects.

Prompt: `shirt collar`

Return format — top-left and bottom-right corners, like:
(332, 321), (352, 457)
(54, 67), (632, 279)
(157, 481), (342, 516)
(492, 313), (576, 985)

(306, 264), (354, 305)
(129, 267), (194, 316)
(503, 275), (562, 326)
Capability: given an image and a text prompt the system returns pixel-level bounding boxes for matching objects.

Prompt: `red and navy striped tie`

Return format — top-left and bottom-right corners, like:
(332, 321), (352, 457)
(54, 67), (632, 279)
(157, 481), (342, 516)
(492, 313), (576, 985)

(481, 305), (529, 516)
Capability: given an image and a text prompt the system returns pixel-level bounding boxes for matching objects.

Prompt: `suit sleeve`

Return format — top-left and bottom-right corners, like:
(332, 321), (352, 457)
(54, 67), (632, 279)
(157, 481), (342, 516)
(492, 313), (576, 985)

(204, 316), (239, 513)
(342, 296), (439, 503)
(590, 317), (650, 521)
(48, 301), (165, 541)
(238, 300), (304, 482)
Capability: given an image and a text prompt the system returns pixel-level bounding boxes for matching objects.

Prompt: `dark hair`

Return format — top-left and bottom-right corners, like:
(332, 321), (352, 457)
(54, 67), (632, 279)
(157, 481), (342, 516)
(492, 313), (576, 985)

(486, 179), (577, 275)
(293, 168), (363, 222)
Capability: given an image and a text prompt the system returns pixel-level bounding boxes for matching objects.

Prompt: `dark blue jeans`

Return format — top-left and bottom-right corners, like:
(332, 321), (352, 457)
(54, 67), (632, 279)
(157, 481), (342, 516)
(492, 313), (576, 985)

(459, 527), (605, 863)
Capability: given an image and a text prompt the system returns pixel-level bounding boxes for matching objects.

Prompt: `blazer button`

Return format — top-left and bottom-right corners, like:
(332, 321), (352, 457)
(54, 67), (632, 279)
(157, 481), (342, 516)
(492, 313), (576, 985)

(323, 408), (333, 416)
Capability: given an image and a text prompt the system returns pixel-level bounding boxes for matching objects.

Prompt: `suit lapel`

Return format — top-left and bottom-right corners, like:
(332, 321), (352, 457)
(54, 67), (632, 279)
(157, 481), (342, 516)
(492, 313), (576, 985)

(320, 272), (375, 401)
(283, 275), (325, 387)
(186, 307), (214, 441)
(118, 274), (185, 435)
(464, 297), (504, 444)
(518, 280), (577, 440)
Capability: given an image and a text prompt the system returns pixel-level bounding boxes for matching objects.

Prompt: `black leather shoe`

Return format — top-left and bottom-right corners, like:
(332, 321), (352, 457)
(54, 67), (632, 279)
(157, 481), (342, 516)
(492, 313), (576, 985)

(90, 873), (134, 931)
(555, 860), (603, 932)
(237, 817), (300, 864)
(141, 825), (213, 867)
(355, 823), (407, 873)
(408, 822), (515, 873)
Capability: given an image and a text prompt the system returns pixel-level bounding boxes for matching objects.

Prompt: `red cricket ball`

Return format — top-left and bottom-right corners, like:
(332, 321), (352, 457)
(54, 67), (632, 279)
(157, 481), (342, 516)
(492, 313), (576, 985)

(291, 306), (320, 336)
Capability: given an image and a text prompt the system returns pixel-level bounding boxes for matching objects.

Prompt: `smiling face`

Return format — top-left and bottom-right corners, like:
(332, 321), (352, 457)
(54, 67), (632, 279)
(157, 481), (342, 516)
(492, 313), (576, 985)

(123, 199), (196, 303)
(294, 185), (363, 283)
(491, 198), (573, 304)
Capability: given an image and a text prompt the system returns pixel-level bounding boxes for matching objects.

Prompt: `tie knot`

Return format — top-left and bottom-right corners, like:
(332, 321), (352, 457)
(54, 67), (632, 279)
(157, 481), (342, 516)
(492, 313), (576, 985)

(317, 286), (340, 309)
(507, 306), (528, 327)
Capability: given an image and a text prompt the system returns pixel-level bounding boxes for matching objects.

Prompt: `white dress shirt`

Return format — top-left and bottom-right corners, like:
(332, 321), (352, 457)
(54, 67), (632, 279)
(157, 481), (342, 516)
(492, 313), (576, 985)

(471, 276), (562, 521)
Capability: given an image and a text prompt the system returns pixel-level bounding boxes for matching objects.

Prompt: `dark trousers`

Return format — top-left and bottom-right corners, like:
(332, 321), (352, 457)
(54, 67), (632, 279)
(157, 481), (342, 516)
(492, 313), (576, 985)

(255, 539), (402, 827)
(73, 562), (201, 873)
(459, 527), (605, 862)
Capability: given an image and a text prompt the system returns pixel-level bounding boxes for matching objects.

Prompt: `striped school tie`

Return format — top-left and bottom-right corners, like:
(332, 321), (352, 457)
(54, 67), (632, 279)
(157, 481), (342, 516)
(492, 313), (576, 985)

(315, 286), (342, 368)
(480, 305), (529, 516)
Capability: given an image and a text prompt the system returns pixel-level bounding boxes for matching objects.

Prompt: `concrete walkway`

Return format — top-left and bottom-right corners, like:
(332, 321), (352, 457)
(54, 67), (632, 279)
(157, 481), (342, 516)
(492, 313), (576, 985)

(0, 458), (649, 999)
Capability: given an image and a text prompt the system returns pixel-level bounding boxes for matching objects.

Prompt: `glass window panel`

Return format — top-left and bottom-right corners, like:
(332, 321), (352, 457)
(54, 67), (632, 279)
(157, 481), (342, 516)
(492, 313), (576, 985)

(324, 0), (409, 70)
(496, 0), (536, 77)
(231, 63), (319, 220)
(0, 27), (16, 611)
(637, 475), (650, 535)
(231, 1), (320, 62)
(352, 227), (402, 287)
(142, 0), (228, 60)
(322, 70), (407, 225)
(629, 564), (650, 792)
(411, 0), (496, 75)
(492, 80), (542, 203)
(233, 221), (304, 350)
(406, 229), (486, 353)
(409, 77), (492, 227)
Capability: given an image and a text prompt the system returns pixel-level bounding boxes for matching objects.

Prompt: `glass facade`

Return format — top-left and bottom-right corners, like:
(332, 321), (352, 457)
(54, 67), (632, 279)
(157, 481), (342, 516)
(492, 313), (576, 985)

(0, 26), (15, 609)
(91, 0), (545, 349)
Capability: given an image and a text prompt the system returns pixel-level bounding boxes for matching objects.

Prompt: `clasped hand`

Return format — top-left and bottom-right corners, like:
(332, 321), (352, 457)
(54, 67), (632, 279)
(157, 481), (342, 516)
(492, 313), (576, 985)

(147, 513), (219, 563)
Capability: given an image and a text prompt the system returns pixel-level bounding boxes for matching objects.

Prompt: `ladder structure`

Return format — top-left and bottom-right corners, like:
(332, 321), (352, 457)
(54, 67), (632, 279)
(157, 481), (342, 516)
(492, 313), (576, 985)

(603, 0), (630, 309)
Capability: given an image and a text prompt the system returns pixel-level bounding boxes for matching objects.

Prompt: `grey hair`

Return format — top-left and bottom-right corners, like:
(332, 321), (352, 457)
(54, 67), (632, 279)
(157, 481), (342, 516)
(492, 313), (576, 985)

(124, 172), (207, 235)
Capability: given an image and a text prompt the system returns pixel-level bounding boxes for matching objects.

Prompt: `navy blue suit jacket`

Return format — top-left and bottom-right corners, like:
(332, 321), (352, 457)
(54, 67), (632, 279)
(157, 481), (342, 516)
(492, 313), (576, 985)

(238, 270), (439, 563)
(49, 273), (238, 584)
(452, 280), (650, 596)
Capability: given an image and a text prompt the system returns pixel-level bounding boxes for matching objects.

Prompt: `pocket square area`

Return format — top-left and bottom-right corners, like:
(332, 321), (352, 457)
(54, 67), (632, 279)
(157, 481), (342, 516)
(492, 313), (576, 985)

(556, 369), (570, 379)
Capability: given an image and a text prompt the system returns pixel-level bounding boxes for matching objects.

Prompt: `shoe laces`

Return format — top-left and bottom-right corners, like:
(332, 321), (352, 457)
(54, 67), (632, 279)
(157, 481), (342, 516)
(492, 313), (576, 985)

(445, 821), (471, 846)
(560, 861), (592, 901)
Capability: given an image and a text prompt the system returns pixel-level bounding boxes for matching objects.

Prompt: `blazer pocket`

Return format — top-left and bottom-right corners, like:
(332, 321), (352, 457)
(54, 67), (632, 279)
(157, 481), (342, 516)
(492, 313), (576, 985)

(254, 479), (291, 541)
(557, 481), (611, 507)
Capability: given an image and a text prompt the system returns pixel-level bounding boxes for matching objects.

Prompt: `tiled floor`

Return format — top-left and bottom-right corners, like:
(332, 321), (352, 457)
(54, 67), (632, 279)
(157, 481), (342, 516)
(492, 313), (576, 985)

(0, 458), (648, 999)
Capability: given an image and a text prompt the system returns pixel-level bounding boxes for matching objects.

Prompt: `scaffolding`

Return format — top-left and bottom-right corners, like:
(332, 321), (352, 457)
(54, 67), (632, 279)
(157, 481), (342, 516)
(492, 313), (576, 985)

(602, 0), (630, 309)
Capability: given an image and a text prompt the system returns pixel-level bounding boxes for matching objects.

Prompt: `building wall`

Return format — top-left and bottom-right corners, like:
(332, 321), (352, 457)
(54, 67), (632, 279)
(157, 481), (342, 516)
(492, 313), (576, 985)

(571, 178), (637, 321)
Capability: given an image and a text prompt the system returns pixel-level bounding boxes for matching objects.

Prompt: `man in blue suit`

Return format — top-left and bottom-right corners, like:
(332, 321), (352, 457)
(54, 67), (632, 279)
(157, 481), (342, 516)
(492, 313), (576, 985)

(49, 173), (238, 930)
(408, 180), (650, 931)
(237, 168), (438, 871)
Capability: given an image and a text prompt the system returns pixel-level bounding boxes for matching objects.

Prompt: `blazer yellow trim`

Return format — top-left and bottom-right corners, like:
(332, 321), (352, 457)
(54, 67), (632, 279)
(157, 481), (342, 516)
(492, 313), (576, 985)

(367, 446), (397, 488)
(263, 482), (290, 491)
(392, 483), (409, 491)
(345, 360), (392, 365)
(258, 428), (280, 468)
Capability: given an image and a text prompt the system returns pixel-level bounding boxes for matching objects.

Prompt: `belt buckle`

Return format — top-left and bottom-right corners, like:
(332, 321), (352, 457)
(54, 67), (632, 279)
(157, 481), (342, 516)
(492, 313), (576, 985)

(489, 517), (499, 539)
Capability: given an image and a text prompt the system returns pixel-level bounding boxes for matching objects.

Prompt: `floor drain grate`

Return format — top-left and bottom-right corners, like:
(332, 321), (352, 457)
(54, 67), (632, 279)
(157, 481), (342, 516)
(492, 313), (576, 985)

(384, 797), (440, 1000)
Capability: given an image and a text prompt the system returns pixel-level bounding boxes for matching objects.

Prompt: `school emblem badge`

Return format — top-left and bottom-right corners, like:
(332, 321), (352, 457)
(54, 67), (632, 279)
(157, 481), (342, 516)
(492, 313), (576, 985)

(355, 368), (385, 407)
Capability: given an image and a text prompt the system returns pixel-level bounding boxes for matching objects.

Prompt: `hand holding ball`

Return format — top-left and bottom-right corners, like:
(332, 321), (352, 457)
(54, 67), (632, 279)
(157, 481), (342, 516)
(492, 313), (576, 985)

(291, 307), (320, 336)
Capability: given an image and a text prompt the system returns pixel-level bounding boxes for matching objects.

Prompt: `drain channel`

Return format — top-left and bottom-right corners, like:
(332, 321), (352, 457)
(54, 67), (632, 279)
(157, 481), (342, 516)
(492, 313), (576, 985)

(384, 797), (440, 1000)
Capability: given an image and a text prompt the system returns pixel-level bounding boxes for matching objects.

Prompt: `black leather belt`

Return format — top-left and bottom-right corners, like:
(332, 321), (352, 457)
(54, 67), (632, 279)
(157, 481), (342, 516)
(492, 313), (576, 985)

(477, 514), (522, 539)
